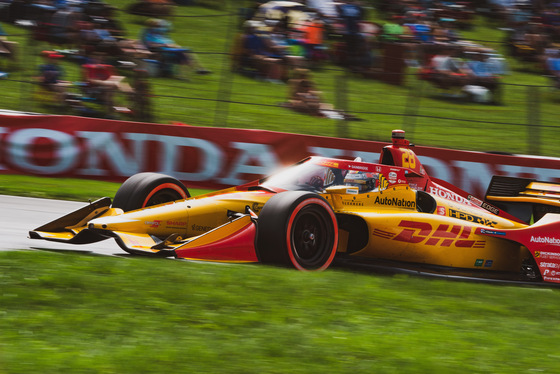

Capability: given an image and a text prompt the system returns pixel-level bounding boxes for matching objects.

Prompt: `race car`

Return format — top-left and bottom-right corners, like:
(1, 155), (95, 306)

(29, 130), (560, 284)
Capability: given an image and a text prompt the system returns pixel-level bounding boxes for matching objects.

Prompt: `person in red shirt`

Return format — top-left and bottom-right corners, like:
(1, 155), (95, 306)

(81, 53), (133, 113)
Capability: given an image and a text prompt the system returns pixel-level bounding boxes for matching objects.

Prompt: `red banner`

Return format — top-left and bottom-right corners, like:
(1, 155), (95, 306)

(1, 114), (559, 197)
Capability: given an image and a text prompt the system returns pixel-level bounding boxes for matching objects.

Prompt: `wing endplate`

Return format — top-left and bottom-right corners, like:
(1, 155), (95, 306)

(29, 198), (116, 244)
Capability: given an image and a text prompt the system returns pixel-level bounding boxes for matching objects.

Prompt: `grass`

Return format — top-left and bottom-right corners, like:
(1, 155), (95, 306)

(0, 2), (558, 156)
(1, 250), (559, 373)
(0, 174), (211, 201)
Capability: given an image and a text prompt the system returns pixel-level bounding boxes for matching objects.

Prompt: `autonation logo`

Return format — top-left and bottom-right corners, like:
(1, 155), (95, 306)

(530, 236), (560, 245)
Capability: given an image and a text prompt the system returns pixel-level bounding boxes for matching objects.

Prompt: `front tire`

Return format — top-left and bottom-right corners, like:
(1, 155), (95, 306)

(112, 172), (190, 212)
(256, 191), (338, 271)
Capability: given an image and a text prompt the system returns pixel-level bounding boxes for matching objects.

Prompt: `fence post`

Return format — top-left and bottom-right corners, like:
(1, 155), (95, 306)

(213, 1), (235, 127)
(335, 73), (348, 138)
(20, 34), (35, 112)
(527, 86), (540, 155)
(402, 78), (423, 140)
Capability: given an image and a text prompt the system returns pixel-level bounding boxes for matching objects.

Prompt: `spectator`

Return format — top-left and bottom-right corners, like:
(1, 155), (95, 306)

(465, 51), (502, 104)
(337, 0), (367, 68)
(545, 49), (560, 88)
(432, 18), (460, 44)
(239, 20), (286, 82)
(0, 24), (17, 65)
(78, 19), (151, 63)
(508, 22), (549, 61)
(81, 52), (133, 113)
(282, 68), (353, 119)
(49, 7), (81, 46)
(380, 16), (407, 42)
(427, 47), (470, 89)
(37, 50), (69, 105)
(141, 18), (210, 79)
(302, 14), (327, 63)
(283, 68), (361, 119)
(268, 25), (306, 71)
(337, 0), (365, 36)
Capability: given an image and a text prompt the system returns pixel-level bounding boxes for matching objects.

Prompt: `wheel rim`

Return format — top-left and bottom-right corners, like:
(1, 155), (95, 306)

(290, 205), (333, 269)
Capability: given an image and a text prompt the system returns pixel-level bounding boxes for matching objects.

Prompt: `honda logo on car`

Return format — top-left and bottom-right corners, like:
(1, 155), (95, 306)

(374, 196), (415, 208)
(530, 236), (560, 245)
(428, 186), (471, 205)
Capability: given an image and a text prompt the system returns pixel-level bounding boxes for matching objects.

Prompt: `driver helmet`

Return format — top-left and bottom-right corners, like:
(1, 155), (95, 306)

(344, 171), (378, 192)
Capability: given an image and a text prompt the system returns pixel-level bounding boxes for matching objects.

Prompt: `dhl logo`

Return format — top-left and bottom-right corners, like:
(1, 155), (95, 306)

(373, 220), (485, 248)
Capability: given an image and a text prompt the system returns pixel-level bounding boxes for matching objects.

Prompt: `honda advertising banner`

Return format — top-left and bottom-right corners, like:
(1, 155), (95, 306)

(1, 114), (559, 197)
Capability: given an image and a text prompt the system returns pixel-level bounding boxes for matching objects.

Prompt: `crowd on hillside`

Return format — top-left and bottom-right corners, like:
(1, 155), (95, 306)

(234, 0), (559, 105)
(0, 0), (559, 119)
(0, 0), (212, 119)
(233, 0), (512, 104)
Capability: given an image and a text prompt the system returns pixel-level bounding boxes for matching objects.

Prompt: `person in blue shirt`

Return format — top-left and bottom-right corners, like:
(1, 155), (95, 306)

(142, 19), (210, 79)
(466, 51), (502, 104)
(545, 50), (560, 89)
(38, 50), (70, 105)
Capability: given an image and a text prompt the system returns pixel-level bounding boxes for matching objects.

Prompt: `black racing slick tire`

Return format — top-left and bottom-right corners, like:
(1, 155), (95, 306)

(112, 172), (190, 212)
(256, 191), (338, 271)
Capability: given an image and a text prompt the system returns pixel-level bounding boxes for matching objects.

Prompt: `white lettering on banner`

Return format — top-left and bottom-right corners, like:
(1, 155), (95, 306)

(77, 131), (149, 176)
(2, 124), (560, 191)
(219, 142), (279, 185)
(0, 127), (7, 170)
(156, 135), (223, 181)
(8, 128), (79, 173)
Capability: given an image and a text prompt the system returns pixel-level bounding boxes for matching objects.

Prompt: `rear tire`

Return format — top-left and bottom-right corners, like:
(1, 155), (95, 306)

(112, 172), (190, 212)
(256, 191), (338, 271)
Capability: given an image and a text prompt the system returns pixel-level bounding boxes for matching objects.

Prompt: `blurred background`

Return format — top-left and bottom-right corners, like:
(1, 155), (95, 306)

(0, 0), (558, 156)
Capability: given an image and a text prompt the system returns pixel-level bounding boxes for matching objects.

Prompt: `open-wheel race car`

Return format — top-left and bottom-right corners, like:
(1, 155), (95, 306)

(30, 130), (560, 284)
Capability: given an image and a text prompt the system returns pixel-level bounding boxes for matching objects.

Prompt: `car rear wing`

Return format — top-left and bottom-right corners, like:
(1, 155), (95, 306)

(485, 176), (560, 223)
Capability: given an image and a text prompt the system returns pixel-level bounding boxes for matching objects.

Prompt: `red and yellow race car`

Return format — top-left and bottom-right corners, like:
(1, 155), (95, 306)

(30, 130), (560, 284)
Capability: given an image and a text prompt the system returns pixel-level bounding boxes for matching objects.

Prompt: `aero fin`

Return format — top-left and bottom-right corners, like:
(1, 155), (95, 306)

(175, 215), (258, 262)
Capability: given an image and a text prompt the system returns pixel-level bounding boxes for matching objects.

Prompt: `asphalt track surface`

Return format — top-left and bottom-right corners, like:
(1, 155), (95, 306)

(0, 194), (123, 256)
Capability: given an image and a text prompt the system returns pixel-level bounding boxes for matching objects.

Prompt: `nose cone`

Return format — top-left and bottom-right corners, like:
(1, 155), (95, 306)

(88, 215), (143, 232)
(87, 202), (190, 236)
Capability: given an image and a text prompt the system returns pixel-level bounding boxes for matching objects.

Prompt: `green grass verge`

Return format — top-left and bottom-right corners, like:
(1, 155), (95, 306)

(0, 174), (211, 201)
(1, 250), (559, 374)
